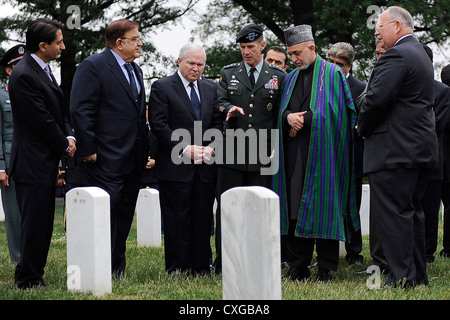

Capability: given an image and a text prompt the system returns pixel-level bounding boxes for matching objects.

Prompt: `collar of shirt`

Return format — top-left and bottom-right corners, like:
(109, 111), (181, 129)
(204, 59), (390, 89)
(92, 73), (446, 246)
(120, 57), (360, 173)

(177, 69), (201, 102)
(244, 59), (263, 83)
(110, 48), (141, 93)
(394, 34), (414, 46)
(30, 53), (49, 73)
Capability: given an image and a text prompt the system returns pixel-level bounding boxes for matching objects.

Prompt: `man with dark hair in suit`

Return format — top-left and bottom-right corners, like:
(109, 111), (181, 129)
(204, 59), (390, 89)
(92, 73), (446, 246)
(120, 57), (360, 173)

(421, 45), (450, 263)
(265, 45), (288, 71)
(327, 42), (366, 266)
(8, 18), (76, 289)
(357, 6), (438, 288)
(149, 43), (222, 276)
(439, 64), (450, 259)
(70, 19), (149, 277)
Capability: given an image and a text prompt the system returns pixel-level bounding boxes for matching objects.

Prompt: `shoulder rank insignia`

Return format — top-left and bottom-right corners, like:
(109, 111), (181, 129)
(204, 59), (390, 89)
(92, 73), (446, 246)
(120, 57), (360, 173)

(222, 62), (240, 70)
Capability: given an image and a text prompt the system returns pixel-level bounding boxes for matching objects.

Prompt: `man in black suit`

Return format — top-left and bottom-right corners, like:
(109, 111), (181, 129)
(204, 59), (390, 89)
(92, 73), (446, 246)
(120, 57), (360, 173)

(421, 45), (450, 263)
(327, 42), (366, 266)
(70, 19), (149, 277)
(149, 43), (222, 276)
(357, 6), (438, 288)
(441, 64), (450, 259)
(8, 18), (76, 289)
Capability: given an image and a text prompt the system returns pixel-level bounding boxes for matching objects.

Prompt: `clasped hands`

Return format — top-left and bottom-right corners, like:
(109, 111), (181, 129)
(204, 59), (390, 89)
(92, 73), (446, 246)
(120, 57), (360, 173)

(64, 137), (76, 158)
(184, 145), (215, 164)
(287, 111), (307, 137)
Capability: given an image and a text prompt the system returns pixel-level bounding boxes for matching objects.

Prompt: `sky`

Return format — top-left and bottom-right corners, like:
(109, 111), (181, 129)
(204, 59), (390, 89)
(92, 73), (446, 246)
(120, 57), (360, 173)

(0, 1), (207, 57)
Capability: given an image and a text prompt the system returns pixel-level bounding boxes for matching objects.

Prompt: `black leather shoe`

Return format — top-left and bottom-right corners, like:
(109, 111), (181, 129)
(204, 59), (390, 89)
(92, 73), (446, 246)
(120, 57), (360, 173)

(16, 279), (46, 290)
(288, 267), (310, 282)
(316, 267), (332, 283)
(192, 268), (211, 278)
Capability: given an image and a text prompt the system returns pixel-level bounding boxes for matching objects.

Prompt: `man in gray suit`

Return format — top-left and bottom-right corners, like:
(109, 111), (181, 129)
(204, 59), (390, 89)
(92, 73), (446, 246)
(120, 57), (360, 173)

(0, 44), (25, 264)
(357, 6), (438, 288)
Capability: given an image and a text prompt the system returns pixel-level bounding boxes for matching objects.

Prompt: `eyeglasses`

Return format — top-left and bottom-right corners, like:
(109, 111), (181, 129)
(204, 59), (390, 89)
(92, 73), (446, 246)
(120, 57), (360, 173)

(327, 58), (347, 68)
(120, 36), (142, 43)
(375, 21), (396, 31)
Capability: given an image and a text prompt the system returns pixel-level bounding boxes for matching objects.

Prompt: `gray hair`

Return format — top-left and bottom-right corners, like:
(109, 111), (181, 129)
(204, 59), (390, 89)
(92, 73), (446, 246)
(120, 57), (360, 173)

(327, 42), (355, 65)
(179, 43), (206, 61)
(387, 6), (414, 28)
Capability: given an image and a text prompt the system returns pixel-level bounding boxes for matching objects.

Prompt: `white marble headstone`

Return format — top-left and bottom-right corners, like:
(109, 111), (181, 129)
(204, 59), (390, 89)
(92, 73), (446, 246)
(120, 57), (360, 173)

(0, 192), (4, 221)
(136, 188), (161, 247)
(221, 186), (281, 300)
(360, 184), (370, 236)
(66, 187), (112, 296)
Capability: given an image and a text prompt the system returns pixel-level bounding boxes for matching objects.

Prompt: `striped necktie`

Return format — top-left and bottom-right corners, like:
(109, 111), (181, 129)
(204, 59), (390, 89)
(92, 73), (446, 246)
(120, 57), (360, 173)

(125, 63), (138, 101)
(189, 82), (201, 119)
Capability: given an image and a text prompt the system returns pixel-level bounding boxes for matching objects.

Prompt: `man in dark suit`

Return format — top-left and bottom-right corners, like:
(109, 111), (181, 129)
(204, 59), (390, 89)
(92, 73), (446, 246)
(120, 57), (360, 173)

(214, 24), (286, 273)
(441, 64), (450, 259)
(70, 19), (149, 277)
(357, 6), (438, 288)
(421, 45), (450, 263)
(327, 42), (366, 266)
(355, 40), (389, 276)
(8, 18), (75, 289)
(149, 43), (222, 276)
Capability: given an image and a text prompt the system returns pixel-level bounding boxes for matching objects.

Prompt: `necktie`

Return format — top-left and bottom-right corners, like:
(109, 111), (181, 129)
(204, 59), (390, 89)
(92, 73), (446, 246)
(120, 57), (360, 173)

(125, 63), (138, 101)
(189, 82), (201, 119)
(249, 67), (256, 88)
(44, 65), (53, 82)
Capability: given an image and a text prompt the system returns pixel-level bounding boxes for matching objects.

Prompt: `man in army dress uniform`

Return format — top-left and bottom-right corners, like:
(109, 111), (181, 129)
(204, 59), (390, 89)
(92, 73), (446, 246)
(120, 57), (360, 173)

(214, 24), (286, 273)
(0, 44), (26, 264)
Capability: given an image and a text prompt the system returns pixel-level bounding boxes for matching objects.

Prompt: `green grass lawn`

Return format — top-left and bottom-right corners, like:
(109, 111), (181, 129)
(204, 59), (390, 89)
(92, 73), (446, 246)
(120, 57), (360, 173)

(0, 202), (449, 301)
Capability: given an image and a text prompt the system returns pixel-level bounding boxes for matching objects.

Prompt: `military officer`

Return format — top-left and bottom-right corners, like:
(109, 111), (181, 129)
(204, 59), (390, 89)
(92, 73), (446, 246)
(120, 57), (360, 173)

(0, 44), (26, 264)
(213, 24), (286, 274)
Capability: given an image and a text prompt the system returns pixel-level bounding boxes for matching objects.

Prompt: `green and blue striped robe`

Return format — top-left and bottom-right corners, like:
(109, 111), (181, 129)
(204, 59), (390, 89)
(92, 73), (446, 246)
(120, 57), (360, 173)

(272, 55), (360, 242)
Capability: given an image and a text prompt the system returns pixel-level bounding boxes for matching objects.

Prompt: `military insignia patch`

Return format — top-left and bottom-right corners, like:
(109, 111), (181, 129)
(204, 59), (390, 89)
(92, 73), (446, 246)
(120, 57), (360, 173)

(267, 103), (272, 111)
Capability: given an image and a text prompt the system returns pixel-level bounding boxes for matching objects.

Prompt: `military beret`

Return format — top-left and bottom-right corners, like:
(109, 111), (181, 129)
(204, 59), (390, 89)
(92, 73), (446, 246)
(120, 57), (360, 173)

(284, 25), (314, 47)
(236, 24), (264, 43)
(0, 44), (26, 68)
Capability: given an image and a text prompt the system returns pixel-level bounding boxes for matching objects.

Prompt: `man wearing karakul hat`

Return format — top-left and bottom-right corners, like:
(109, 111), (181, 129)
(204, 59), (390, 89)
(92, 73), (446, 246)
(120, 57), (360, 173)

(272, 25), (359, 282)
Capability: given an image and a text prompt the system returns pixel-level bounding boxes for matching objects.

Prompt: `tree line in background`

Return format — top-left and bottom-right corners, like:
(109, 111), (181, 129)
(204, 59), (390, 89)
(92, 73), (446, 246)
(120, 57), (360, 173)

(0, 0), (449, 101)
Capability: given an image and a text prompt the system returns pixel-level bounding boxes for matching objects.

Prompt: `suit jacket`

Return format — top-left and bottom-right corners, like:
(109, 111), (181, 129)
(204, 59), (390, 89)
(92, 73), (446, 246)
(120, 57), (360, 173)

(357, 35), (438, 174)
(347, 74), (367, 179)
(432, 80), (450, 181)
(70, 49), (149, 175)
(217, 60), (286, 171)
(149, 72), (223, 183)
(8, 52), (72, 183)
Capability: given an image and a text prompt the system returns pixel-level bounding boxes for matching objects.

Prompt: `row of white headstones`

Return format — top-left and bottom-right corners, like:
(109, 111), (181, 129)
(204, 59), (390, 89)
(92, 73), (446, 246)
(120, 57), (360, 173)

(0, 185), (371, 299)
